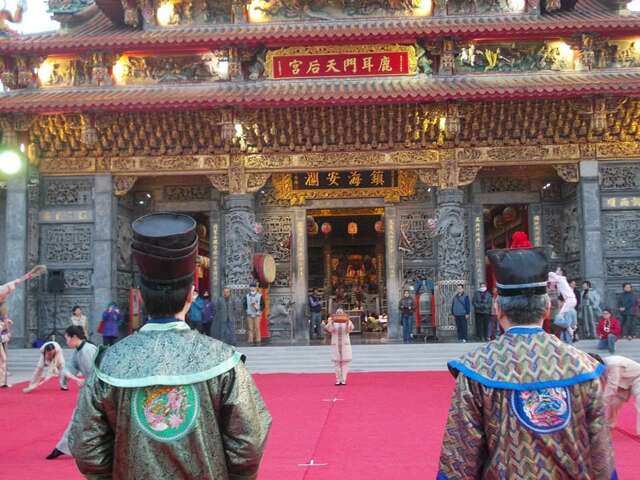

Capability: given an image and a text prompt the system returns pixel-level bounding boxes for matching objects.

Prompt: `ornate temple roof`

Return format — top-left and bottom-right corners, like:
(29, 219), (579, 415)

(2, 0), (639, 55)
(1, 69), (639, 113)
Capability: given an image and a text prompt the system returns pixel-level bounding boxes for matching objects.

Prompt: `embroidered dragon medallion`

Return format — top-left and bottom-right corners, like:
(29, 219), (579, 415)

(510, 387), (571, 434)
(133, 384), (199, 442)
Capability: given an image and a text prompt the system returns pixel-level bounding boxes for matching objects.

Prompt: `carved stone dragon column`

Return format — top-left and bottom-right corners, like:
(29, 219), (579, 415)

(435, 188), (469, 335)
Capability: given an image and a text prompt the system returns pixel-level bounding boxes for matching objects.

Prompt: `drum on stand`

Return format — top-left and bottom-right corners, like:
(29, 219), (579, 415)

(253, 253), (276, 285)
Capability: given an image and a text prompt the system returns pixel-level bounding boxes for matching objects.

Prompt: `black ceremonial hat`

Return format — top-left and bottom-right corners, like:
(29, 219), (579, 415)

(487, 247), (549, 297)
(131, 213), (197, 287)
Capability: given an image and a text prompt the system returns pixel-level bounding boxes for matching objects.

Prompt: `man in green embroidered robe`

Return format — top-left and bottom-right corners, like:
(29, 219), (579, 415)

(68, 213), (271, 479)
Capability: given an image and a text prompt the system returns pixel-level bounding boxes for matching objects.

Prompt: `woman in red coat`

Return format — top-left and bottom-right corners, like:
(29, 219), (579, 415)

(597, 308), (622, 354)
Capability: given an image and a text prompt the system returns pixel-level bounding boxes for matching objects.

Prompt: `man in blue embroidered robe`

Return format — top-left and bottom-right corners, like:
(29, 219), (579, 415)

(437, 247), (616, 480)
(68, 213), (271, 479)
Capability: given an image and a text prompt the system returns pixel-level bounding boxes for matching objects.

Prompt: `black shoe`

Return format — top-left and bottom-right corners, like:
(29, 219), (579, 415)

(46, 448), (65, 460)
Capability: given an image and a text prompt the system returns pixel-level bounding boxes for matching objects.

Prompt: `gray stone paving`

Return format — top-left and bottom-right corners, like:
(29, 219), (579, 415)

(4, 339), (639, 385)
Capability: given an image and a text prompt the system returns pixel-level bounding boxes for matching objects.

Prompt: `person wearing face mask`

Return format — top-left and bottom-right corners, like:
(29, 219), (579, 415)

(472, 282), (492, 342)
(243, 282), (265, 345)
(399, 289), (415, 343)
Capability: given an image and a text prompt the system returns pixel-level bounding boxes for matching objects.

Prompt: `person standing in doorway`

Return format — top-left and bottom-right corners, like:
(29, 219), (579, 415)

(70, 306), (88, 338)
(400, 289), (415, 343)
(472, 282), (492, 341)
(325, 309), (354, 385)
(308, 289), (323, 340)
(489, 287), (501, 339)
(618, 283), (638, 340)
(579, 280), (601, 339)
(101, 302), (122, 346)
(451, 285), (470, 343)
(244, 282), (264, 345)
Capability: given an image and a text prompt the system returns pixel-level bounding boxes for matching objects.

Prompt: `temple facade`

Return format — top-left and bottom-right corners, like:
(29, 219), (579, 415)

(0, 0), (639, 345)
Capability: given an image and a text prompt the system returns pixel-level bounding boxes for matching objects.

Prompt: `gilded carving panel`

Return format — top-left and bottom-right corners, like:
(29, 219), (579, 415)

(599, 165), (640, 191)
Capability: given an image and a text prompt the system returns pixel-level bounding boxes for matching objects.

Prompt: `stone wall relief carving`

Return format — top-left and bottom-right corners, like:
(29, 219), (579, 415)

(43, 178), (93, 206)
(603, 212), (640, 252)
(562, 200), (580, 255)
(606, 258), (640, 279)
(542, 205), (563, 257)
(481, 176), (530, 193)
(399, 212), (436, 259)
(599, 165), (640, 191)
(42, 224), (93, 266)
(63, 270), (93, 289)
(256, 214), (292, 263)
(117, 214), (134, 269)
(41, 295), (92, 332)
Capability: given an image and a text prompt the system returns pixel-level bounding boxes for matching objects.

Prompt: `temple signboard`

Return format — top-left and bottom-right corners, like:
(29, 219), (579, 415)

(265, 45), (417, 80)
(273, 170), (417, 205)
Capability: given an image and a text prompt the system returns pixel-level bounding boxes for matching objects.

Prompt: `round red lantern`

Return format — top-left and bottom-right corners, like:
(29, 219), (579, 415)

(502, 206), (516, 223)
(321, 222), (332, 235)
(347, 221), (358, 237)
(374, 219), (385, 234)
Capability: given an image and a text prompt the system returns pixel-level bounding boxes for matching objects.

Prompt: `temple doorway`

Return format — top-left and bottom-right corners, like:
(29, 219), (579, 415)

(306, 208), (386, 336)
(483, 204), (530, 289)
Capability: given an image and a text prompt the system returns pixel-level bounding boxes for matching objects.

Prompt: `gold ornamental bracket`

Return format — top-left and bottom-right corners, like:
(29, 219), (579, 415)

(553, 163), (579, 183)
(272, 170), (416, 205)
(208, 156), (271, 194)
(113, 176), (138, 196)
(417, 161), (481, 189)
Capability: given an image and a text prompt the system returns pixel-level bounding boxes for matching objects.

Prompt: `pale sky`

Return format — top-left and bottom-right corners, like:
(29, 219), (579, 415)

(5, 0), (60, 34)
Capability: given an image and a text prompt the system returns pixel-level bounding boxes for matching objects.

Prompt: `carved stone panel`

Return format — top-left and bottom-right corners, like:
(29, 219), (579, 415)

(63, 270), (93, 289)
(267, 294), (294, 341)
(117, 271), (134, 290)
(257, 214), (292, 263)
(42, 224), (93, 266)
(224, 206), (258, 288)
(40, 294), (92, 333)
(542, 205), (562, 257)
(43, 178), (93, 206)
(117, 214), (133, 269)
(435, 191), (468, 280)
(271, 266), (291, 289)
(164, 185), (211, 202)
(402, 267), (437, 285)
(603, 212), (640, 252)
(399, 212), (435, 260)
(600, 165), (640, 191)
(606, 258), (640, 279)
(562, 201), (580, 256)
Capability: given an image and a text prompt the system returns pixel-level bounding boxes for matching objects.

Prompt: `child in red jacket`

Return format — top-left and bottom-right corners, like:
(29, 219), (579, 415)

(597, 308), (622, 354)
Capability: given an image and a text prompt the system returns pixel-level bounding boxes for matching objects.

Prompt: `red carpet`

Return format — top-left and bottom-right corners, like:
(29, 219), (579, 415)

(0, 372), (638, 479)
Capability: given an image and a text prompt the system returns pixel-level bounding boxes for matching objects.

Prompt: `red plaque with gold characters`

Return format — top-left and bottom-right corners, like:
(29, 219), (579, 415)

(266, 44), (417, 80)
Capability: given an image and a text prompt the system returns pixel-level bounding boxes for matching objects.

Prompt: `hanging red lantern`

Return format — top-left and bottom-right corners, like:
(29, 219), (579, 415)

(347, 221), (358, 237)
(374, 219), (385, 234)
(502, 206), (516, 223)
(321, 222), (332, 235)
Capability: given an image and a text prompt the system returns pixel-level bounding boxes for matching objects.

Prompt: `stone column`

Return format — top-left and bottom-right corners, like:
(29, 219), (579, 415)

(385, 206), (400, 339)
(92, 175), (116, 340)
(222, 194), (258, 341)
(4, 175), (28, 346)
(292, 208), (309, 343)
(435, 188), (469, 334)
(578, 160), (605, 295)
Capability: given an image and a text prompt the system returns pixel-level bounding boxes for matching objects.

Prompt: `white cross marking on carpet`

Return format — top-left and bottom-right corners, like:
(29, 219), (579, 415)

(298, 459), (328, 467)
(322, 397), (343, 402)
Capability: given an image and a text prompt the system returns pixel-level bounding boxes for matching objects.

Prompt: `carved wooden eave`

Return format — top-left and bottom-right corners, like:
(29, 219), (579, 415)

(553, 163), (580, 182)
